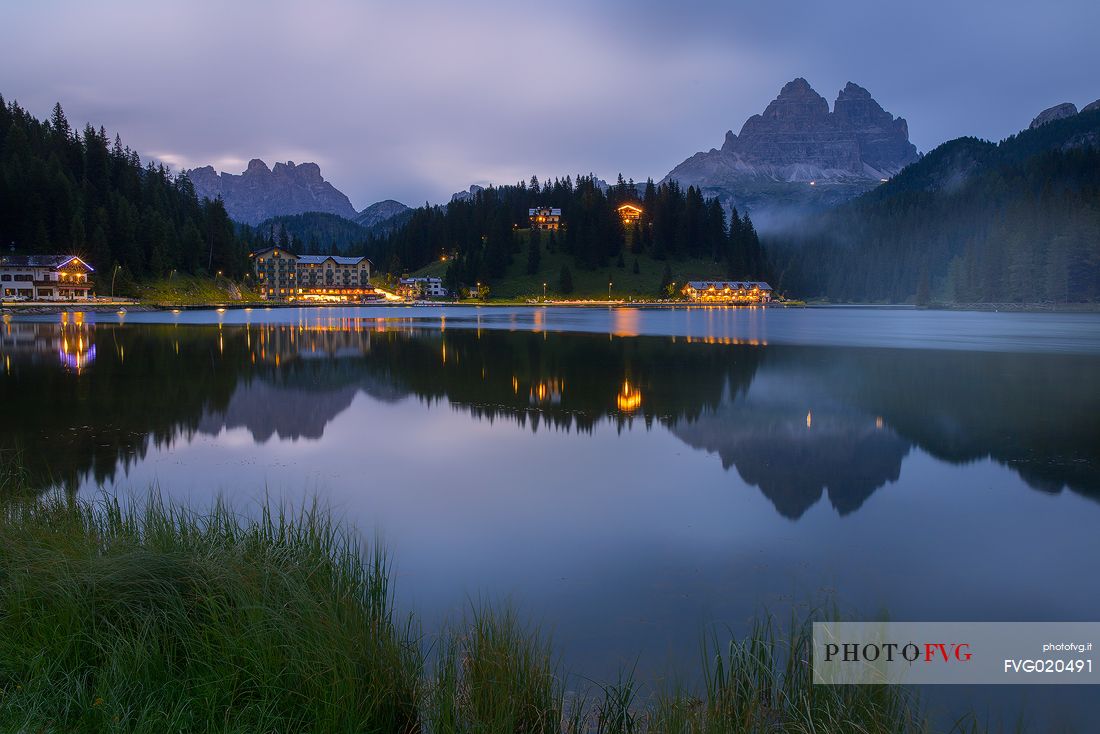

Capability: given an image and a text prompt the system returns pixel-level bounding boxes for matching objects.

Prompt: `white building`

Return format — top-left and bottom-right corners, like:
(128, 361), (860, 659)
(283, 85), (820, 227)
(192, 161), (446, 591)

(0, 255), (94, 301)
(397, 276), (448, 299)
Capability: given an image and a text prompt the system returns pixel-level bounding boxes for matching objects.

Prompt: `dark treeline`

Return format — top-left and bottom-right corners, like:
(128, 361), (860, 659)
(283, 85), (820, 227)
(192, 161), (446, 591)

(255, 212), (370, 256)
(0, 98), (267, 282)
(772, 110), (1100, 304)
(370, 174), (766, 290)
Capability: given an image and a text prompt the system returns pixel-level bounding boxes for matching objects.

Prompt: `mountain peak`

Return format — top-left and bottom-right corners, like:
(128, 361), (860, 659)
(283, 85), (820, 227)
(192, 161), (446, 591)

(186, 159), (357, 225)
(779, 77), (814, 95)
(837, 81), (872, 100)
(354, 199), (411, 229)
(1030, 102), (1078, 129)
(664, 77), (919, 223)
(755, 78), (829, 125)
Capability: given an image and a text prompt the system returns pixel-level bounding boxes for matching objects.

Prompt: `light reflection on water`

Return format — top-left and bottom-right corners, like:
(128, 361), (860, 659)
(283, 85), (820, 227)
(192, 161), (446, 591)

(3, 307), (1100, 729)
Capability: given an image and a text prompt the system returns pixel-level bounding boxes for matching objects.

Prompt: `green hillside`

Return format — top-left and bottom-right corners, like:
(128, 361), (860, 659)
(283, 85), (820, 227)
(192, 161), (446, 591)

(413, 229), (738, 300)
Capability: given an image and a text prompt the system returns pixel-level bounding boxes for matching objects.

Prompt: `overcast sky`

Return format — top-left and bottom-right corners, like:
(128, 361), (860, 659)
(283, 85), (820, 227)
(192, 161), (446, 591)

(2, 0), (1097, 209)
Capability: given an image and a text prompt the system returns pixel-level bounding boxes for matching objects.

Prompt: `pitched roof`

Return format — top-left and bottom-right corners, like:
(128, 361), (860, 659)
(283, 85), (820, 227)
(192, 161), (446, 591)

(250, 247), (369, 267)
(297, 255), (368, 266)
(250, 246), (297, 258)
(0, 255), (95, 271)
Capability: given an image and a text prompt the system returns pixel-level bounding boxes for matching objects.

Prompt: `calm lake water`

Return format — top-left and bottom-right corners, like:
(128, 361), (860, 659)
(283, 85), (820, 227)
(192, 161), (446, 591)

(3, 305), (1099, 731)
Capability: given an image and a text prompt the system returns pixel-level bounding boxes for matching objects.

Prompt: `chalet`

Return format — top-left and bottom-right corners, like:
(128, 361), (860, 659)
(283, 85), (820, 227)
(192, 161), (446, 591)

(617, 203), (643, 225)
(682, 280), (773, 304)
(0, 255), (94, 301)
(250, 247), (373, 301)
(528, 206), (562, 231)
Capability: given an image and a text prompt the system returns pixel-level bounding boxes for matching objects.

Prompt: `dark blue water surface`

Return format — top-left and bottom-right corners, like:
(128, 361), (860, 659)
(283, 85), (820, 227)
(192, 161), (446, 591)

(3, 305), (1099, 731)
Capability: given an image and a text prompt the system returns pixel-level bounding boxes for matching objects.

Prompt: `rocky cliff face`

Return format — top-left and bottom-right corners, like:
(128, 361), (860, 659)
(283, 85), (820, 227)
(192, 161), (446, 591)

(1030, 102), (1078, 129)
(664, 78), (919, 226)
(186, 159), (357, 225)
(450, 184), (485, 203)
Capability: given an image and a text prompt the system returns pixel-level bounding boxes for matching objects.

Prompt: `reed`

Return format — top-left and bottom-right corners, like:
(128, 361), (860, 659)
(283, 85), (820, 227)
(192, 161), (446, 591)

(0, 491), (985, 733)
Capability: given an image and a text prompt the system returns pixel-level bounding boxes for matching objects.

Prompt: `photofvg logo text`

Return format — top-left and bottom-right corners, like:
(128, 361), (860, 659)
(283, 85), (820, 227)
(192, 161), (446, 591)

(813, 622), (1100, 685)
(823, 641), (972, 664)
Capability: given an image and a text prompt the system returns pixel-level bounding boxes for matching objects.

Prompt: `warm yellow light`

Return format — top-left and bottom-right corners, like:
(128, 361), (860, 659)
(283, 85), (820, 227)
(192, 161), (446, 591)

(617, 379), (642, 412)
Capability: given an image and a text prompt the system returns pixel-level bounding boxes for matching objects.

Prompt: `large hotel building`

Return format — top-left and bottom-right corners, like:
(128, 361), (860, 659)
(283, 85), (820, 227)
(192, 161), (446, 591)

(250, 247), (374, 301)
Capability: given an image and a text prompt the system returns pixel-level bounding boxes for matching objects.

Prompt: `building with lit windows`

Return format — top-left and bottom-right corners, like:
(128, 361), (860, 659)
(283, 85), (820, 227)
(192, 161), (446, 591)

(250, 247), (374, 301)
(251, 247), (298, 299)
(528, 206), (562, 231)
(617, 203), (643, 225)
(0, 255), (94, 301)
(681, 280), (773, 304)
(397, 276), (448, 299)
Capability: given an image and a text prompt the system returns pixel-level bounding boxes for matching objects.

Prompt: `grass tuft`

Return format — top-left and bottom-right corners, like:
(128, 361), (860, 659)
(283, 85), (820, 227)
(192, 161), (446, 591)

(0, 493), (421, 733)
(0, 491), (989, 733)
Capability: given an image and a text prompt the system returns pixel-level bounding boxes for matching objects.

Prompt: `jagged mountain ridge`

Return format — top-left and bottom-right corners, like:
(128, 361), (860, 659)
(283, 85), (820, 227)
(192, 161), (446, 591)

(186, 159), (358, 225)
(663, 78), (919, 225)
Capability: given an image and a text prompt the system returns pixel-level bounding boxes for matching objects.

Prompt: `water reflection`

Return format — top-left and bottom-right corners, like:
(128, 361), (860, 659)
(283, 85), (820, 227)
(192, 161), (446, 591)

(2, 320), (1098, 514)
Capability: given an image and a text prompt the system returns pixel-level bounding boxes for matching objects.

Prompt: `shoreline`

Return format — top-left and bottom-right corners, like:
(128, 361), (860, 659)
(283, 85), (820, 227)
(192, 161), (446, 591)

(5, 299), (1099, 315)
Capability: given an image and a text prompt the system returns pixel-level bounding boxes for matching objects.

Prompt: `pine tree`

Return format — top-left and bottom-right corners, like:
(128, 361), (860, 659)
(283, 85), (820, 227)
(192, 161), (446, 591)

(526, 233), (541, 275)
(658, 263), (672, 297)
(558, 264), (574, 294)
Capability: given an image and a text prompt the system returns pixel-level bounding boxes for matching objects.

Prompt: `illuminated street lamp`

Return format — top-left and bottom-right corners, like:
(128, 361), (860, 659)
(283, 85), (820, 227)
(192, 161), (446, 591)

(542, 282), (547, 301)
(111, 264), (122, 298)
(608, 281), (612, 302)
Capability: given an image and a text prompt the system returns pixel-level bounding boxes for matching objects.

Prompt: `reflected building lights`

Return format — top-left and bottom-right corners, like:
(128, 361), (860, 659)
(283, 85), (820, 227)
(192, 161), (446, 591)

(617, 379), (643, 413)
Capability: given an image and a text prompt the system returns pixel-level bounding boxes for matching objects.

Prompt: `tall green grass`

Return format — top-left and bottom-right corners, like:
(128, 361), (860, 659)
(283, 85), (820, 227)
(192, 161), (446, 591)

(0, 492), (984, 733)
(0, 494), (421, 732)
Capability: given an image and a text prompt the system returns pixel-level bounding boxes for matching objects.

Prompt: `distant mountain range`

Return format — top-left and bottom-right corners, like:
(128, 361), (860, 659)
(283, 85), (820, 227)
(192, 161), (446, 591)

(663, 78), (919, 225)
(186, 158), (409, 232)
(189, 80), (915, 233)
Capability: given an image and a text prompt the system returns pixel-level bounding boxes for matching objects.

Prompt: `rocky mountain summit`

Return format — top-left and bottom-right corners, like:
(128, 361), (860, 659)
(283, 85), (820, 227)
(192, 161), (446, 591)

(1030, 102), (1079, 129)
(186, 159), (358, 225)
(354, 199), (410, 228)
(664, 78), (919, 225)
(450, 184), (485, 203)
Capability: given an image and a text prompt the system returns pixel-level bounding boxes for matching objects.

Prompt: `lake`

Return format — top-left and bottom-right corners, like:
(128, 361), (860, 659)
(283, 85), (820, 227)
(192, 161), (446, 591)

(3, 305), (1099, 731)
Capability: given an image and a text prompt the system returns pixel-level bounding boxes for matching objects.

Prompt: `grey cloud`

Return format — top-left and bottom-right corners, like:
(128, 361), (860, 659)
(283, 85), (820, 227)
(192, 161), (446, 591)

(1, 0), (1096, 208)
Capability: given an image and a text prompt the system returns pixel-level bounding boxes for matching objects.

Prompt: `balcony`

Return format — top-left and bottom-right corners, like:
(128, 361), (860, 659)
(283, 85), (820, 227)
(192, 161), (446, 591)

(35, 280), (91, 289)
